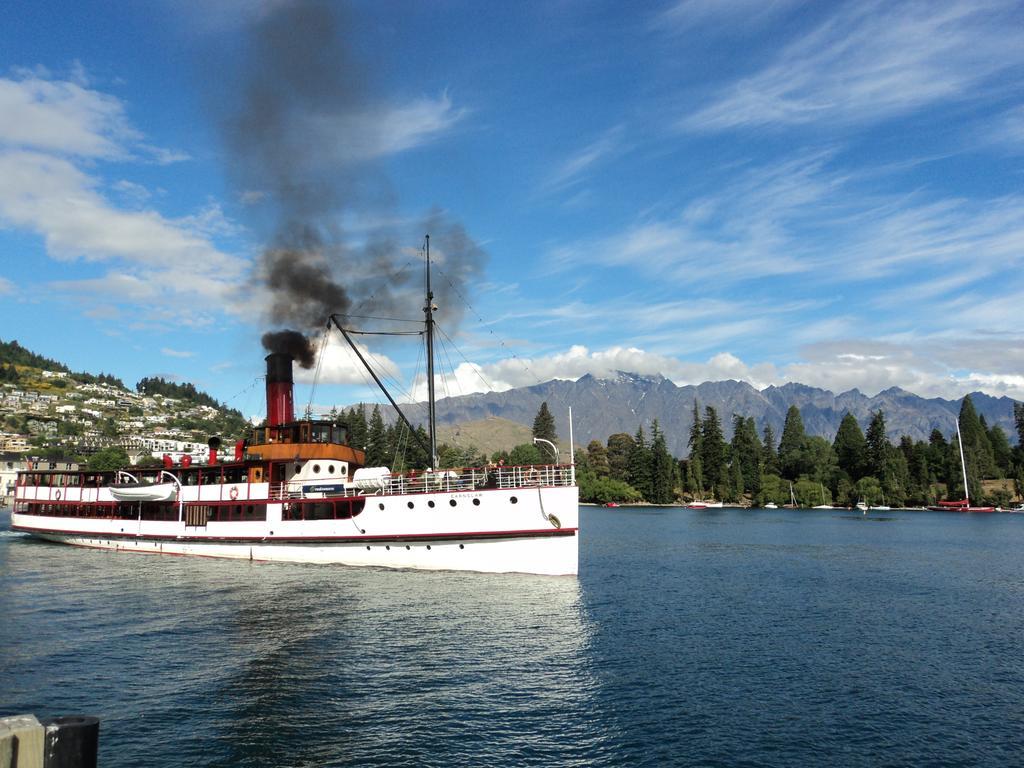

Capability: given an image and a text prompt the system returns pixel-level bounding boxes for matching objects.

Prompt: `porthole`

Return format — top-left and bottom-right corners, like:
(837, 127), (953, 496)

(472, 498), (480, 506)
(378, 503), (385, 511)
(449, 499), (457, 507)
(366, 546), (371, 551)
(510, 496), (518, 504)
(294, 464), (302, 473)
(428, 500), (435, 508)
(459, 544), (464, 549)
(407, 501), (415, 509)
(405, 545), (410, 550)
(386, 545), (391, 551)
(426, 545), (431, 551)
(313, 464), (321, 474)
(328, 465), (335, 474)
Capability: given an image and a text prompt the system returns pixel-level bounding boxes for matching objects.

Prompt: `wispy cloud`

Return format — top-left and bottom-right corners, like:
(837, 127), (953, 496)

(654, 0), (802, 34)
(546, 152), (839, 285)
(307, 91), (468, 165)
(682, 0), (1024, 132)
(161, 347), (195, 358)
(542, 126), (626, 193)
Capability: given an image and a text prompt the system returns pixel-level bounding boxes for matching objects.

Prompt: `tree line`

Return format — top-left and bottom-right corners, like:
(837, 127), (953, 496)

(574, 395), (1024, 507)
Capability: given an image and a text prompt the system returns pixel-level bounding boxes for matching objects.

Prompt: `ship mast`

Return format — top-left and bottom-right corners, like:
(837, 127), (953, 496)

(424, 235), (438, 470)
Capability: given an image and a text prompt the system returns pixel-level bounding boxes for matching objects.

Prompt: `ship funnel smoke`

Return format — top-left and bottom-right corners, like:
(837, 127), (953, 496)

(212, 0), (487, 363)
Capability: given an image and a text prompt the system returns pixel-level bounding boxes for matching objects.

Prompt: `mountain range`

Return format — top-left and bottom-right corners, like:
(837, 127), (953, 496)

(414, 373), (1021, 457)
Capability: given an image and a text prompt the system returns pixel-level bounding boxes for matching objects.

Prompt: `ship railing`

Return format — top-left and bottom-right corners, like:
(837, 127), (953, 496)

(380, 463), (575, 495)
(265, 464), (575, 501)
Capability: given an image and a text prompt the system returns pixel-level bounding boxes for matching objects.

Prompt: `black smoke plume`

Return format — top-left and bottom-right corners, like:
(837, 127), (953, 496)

(213, 0), (486, 370)
(261, 330), (316, 369)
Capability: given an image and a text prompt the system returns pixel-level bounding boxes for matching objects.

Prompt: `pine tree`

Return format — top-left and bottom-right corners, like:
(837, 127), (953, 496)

(627, 426), (653, 501)
(762, 424), (779, 476)
(699, 406), (726, 492)
(688, 400), (703, 457)
(587, 440), (610, 478)
(833, 413), (866, 480)
(988, 424), (1012, 477)
(730, 415), (762, 495)
(346, 406), (368, 454)
(864, 411), (888, 481)
(649, 420), (676, 504)
(531, 401), (558, 458)
(778, 406), (806, 480)
(366, 405), (388, 467)
(606, 433), (634, 482)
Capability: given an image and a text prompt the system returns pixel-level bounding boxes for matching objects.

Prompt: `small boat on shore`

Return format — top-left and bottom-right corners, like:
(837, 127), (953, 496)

(687, 500), (724, 509)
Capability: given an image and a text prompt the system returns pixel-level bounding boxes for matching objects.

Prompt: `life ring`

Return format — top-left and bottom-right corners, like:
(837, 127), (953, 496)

(527, 468), (539, 484)
(548, 514), (561, 529)
(229, 486), (239, 501)
(54, 490), (61, 501)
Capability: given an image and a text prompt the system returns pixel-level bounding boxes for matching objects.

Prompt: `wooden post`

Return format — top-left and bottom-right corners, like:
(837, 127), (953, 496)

(0, 715), (44, 768)
(0, 715), (98, 768)
(40, 717), (99, 768)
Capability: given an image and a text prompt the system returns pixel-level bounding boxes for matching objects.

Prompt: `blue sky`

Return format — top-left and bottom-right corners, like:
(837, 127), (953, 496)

(1, 0), (1023, 421)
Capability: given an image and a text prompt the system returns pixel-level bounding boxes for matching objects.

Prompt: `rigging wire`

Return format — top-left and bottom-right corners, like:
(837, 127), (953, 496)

(433, 263), (575, 416)
(305, 321), (331, 418)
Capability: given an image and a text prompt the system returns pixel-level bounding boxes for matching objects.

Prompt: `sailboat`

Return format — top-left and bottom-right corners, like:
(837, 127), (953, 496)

(869, 490), (890, 512)
(928, 419), (995, 513)
(812, 483), (834, 509)
(783, 481), (798, 508)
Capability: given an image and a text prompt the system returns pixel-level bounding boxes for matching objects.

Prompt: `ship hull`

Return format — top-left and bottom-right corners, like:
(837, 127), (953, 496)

(12, 485), (580, 575)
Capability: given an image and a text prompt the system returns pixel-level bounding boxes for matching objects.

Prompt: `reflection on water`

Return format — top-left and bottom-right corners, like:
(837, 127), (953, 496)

(0, 529), (602, 766)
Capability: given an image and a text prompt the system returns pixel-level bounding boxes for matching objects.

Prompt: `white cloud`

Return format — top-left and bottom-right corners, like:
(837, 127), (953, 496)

(161, 347), (196, 358)
(0, 151), (245, 274)
(0, 276), (14, 294)
(0, 70), (250, 327)
(425, 340), (1024, 402)
(0, 74), (138, 158)
(682, 0), (1024, 132)
(294, 334), (402, 388)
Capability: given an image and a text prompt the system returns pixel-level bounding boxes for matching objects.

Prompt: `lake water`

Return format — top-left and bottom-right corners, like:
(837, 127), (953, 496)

(2, 506), (1023, 766)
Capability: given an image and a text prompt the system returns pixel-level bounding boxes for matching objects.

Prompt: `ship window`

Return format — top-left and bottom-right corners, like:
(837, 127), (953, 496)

(313, 464), (321, 474)
(473, 498), (480, 506)
(328, 465), (335, 474)
(428, 500), (435, 508)
(407, 501), (414, 509)
(378, 503), (385, 511)
(450, 499), (457, 507)
(510, 496), (518, 504)
(295, 464), (302, 473)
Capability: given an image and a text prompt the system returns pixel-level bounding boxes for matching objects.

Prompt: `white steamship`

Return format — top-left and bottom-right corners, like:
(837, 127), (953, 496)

(11, 243), (579, 575)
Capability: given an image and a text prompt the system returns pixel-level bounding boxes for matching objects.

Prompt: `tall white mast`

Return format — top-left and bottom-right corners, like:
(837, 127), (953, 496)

(956, 418), (970, 506)
(424, 235), (438, 470)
